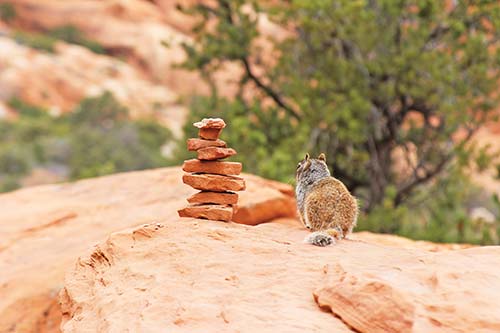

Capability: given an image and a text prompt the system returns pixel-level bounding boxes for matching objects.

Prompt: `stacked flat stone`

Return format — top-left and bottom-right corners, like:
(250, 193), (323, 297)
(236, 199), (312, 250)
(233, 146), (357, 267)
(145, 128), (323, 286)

(178, 118), (245, 222)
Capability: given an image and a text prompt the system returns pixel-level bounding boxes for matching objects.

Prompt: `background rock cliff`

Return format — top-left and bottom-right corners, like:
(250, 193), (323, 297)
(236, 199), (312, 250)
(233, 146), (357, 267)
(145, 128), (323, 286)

(0, 0), (285, 127)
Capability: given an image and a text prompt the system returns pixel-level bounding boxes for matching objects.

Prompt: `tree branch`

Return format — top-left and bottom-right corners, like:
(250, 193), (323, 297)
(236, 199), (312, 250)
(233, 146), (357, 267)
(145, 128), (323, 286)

(241, 58), (301, 120)
(218, 0), (301, 120)
(394, 124), (478, 205)
(394, 152), (450, 206)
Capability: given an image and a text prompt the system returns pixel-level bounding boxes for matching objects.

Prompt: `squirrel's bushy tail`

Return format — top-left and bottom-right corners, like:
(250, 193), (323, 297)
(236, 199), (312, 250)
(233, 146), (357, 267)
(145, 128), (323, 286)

(304, 227), (344, 247)
(304, 231), (334, 246)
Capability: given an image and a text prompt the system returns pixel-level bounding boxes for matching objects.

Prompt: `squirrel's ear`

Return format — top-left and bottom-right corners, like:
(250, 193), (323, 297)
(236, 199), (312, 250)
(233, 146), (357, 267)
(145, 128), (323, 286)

(303, 159), (312, 172)
(318, 153), (326, 162)
(305, 153), (310, 161)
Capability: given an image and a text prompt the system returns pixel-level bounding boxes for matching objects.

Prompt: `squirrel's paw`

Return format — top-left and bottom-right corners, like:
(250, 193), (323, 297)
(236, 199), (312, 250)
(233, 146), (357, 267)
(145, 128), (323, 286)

(304, 232), (334, 247)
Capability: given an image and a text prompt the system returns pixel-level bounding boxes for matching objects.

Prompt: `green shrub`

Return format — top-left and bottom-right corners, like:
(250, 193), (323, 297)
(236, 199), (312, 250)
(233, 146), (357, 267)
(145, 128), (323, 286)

(0, 177), (21, 193)
(0, 93), (172, 192)
(66, 93), (171, 179)
(358, 168), (500, 245)
(0, 146), (30, 192)
(13, 31), (57, 53)
(69, 91), (128, 126)
(0, 146), (30, 176)
(47, 25), (106, 54)
(0, 3), (15, 22)
(12, 25), (105, 54)
(7, 97), (47, 118)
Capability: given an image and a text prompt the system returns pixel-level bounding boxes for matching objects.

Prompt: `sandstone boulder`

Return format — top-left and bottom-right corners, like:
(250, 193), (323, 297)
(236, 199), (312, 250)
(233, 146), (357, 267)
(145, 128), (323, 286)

(0, 167), (296, 332)
(1, 165), (489, 333)
(182, 159), (242, 176)
(60, 220), (500, 333)
(233, 173), (297, 226)
(313, 245), (500, 333)
(187, 138), (227, 151)
(183, 173), (246, 192)
(178, 204), (233, 221)
(197, 147), (237, 160)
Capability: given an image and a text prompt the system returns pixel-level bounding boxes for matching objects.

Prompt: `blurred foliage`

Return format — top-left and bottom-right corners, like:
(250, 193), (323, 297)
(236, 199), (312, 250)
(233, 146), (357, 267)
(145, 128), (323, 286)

(0, 92), (171, 192)
(8, 97), (48, 118)
(358, 167), (500, 245)
(0, 3), (15, 22)
(13, 30), (57, 52)
(174, 0), (500, 243)
(47, 25), (106, 54)
(13, 25), (105, 54)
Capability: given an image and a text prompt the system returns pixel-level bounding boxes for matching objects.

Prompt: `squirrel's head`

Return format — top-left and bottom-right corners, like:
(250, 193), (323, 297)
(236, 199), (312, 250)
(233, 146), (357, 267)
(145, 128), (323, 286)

(296, 153), (330, 182)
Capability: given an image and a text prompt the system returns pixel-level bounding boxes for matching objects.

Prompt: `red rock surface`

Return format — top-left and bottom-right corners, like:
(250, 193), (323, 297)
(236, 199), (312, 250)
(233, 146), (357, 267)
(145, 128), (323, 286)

(183, 173), (246, 192)
(313, 245), (500, 333)
(233, 174), (297, 226)
(1, 0), (290, 99)
(188, 191), (239, 205)
(0, 166), (491, 333)
(232, 174), (297, 226)
(178, 204), (233, 221)
(197, 147), (237, 160)
(60, 220), (500, 333)
(1, 0), (204, 97)
(351, 231), (473, 252)
(0, 167), (296, 332)
(182, 159), (242, 176)
(187, 138), (227, 151)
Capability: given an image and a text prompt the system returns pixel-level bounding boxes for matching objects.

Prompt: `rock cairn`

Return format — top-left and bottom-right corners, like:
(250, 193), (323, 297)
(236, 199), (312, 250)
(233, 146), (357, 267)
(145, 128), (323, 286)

(178, 118), (245, 222)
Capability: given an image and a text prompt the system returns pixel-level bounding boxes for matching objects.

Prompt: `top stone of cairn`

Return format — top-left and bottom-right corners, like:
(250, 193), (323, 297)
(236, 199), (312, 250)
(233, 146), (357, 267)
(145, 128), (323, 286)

(194, 118), (226, 140)
(193, 118), (226, 130)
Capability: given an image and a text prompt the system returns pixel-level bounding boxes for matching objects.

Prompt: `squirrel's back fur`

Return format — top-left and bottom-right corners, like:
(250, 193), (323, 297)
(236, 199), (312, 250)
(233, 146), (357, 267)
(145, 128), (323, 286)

(295, 153), (358, 246)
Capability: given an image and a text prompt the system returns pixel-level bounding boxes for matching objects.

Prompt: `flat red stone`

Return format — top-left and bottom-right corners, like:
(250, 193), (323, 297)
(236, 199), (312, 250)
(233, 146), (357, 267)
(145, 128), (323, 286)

(197, 147), (236, 161)
(182, 159), (242, 175)
(183, 174), (246, 192)
(178, 204), (233, 222)
(187, 138), (227, 151)
(198, 128), (222, 140)
(187, 191), (238, 205)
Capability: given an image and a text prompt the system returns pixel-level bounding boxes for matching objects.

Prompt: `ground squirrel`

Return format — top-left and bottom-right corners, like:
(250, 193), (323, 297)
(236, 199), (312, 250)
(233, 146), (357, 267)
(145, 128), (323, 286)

(295, 153), (358, 246)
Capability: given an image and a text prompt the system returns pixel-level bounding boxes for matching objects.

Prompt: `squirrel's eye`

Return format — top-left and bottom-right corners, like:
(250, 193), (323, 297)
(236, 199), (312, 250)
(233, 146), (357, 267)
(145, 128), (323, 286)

(296, 163), (301, 169)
